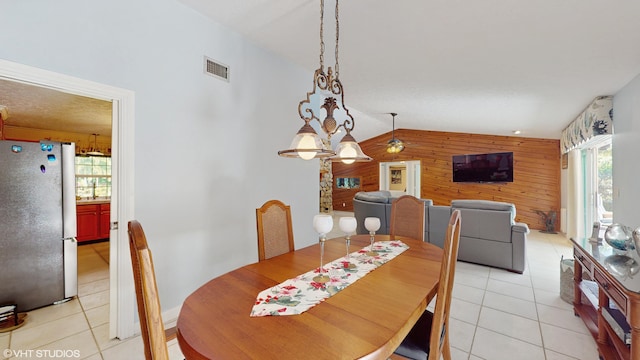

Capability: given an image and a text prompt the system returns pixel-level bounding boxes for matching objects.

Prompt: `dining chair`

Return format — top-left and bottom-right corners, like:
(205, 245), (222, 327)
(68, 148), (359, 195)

(128, 220), (178, 360)
(392, 209), (462, 360)
(390, 195), (425, 242)
(256, 200), (295, 261)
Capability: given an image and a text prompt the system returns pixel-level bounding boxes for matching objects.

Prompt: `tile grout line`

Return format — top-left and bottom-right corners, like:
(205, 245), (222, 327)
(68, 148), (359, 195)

(466, 280), (487, 360)
(80, 242), (109, 359)
(528, 252), (549, 360)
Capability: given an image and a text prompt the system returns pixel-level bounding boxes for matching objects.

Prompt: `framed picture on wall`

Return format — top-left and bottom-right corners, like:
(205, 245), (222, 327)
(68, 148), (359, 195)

(336, 177), (361, 189)
(391, 169), (402, 184)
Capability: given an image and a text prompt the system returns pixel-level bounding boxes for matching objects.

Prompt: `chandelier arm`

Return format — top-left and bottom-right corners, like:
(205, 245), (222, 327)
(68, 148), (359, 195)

(299, 68), (327, 126)
(279, 0), (371, 162)
(334, 0), (339, 78)
(336, 89), (355, 134)
(324, 120), (355, 141)
(327, 123), (345, 140)
(319, 0), (325, 70)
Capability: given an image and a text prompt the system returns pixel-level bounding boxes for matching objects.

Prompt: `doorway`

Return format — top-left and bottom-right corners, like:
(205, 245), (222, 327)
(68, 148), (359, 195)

(379, 160), (421, 198)
(0, 59), (136, 339)
(571, 135), (613, 239)
(586, 140), (613, 237)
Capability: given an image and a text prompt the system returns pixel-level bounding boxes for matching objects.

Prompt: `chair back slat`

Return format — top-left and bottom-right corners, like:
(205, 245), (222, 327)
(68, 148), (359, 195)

(428, 209), (462, 360)
(390, 195), (425, 241)
(256, 200), (295, 261)
(128, 220), (170, 360)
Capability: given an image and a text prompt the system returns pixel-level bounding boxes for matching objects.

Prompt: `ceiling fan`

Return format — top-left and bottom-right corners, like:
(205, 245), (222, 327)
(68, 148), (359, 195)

(386, 112), (405, 154)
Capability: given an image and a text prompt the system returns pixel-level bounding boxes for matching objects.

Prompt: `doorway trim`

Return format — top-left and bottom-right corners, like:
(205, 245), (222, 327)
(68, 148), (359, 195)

(0, 59), (136, 339)
(379, 160), (421, 198)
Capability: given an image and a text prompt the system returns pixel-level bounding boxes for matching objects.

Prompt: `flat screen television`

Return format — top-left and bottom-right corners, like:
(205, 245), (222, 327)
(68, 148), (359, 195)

(452, 152), (513, 183)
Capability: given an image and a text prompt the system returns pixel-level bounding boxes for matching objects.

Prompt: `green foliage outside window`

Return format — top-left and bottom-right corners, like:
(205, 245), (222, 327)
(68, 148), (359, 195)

(597, 145), (612, 211)
(75, 156), (111, 199)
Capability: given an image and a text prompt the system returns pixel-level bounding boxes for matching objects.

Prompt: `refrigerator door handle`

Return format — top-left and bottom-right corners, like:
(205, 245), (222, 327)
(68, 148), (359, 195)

(63, 238), (78, 298)
(61, 142), (77, 239)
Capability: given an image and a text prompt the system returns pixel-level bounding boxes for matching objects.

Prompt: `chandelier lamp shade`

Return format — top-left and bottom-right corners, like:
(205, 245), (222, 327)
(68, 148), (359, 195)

(279, 122), (329, 160)
(386, 112), (405, 154)
(277, 0), (371, 164)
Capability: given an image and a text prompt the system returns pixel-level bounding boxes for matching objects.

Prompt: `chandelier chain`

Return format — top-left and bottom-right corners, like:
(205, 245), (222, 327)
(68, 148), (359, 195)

(334, 0), (340, 78)
(319, 0), (325, 69)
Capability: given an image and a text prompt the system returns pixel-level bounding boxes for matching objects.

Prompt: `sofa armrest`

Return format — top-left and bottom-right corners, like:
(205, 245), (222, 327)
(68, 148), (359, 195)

(510, 223), (528, 273)
(512, 222), (530, 234)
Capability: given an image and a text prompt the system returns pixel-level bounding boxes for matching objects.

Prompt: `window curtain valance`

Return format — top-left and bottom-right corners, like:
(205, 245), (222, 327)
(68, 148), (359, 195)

(560, 96), (613, 154)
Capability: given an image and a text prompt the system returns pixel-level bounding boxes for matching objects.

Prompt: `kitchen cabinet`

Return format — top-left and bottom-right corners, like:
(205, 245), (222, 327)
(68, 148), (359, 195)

(76, 202), (110, 242)
(99, 203), (111, 239)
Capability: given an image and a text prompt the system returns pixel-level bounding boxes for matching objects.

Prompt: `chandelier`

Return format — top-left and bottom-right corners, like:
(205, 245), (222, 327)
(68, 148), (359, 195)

(87, 133), (104, 156)
(386, 113), (405, 154)
(278, 0), (371, 164)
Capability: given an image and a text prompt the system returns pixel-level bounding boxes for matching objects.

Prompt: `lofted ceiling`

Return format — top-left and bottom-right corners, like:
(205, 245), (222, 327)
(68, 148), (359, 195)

(2, 1), (640, 142)
(0, 79), (112, 136)
(179, 0), (640, 140)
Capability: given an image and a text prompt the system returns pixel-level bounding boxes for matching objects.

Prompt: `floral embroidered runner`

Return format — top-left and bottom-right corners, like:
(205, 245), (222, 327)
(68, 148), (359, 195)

(250, 240), (409, 317)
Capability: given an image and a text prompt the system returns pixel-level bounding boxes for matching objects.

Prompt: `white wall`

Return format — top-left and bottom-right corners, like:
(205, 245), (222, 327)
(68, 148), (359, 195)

(612, 73), (640, 228)
(560, 164), (568, 233)
(0, 0), (320, 310)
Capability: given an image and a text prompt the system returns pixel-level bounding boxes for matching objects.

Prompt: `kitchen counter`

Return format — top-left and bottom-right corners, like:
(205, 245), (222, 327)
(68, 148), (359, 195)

(76, 198), (110, 205)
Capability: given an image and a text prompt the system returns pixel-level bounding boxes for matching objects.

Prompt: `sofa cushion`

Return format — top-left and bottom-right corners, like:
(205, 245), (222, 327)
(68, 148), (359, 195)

(458, 236), (513, 270)
(456, 208), (513, 243)
(354, 191), (393, 204)
(451, 200), (516, 222)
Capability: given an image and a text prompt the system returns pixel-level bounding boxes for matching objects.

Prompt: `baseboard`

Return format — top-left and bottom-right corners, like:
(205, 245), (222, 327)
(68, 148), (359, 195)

(131, 304), (182, 337)
(163, 305), (182, 325)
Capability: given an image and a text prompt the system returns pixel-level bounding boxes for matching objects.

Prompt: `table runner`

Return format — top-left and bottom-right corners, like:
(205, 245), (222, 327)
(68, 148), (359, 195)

(250, 240), (409, 316)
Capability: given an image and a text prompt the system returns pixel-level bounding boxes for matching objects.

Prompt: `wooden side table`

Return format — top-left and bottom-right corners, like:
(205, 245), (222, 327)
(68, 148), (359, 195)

(571, 238), (640, 360)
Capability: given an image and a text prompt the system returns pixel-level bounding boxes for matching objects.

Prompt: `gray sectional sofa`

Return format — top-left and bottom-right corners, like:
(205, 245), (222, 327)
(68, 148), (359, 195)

(352, 191), (529, 273)
(352, 191), (433, 240)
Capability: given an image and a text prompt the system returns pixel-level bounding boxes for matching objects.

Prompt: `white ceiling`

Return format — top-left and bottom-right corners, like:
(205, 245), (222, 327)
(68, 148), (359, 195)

(179, 0), (640, 140)
(2, 1), (639, 141)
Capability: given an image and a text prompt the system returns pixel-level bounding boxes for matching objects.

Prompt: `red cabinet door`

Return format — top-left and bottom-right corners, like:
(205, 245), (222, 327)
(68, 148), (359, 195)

(99, 203), (111, 239)
(76, 205), (99, 242)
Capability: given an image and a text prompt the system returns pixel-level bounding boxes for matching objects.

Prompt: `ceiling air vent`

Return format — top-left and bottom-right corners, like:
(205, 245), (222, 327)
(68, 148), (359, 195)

(204, 56), (229, 82)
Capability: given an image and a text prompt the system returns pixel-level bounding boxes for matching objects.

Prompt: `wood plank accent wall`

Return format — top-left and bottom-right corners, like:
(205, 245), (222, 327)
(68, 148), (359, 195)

(333, 129), (561, 231)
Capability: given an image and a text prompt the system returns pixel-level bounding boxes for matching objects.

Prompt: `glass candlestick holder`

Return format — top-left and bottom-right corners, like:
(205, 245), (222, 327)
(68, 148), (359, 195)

(339, 217), (358, 269)
(364, 217), (381, 256)
(312, 214), (333, 283)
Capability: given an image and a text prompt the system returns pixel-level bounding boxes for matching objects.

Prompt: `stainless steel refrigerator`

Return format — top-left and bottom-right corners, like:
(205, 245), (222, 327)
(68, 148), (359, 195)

(0, 140), (77, 311)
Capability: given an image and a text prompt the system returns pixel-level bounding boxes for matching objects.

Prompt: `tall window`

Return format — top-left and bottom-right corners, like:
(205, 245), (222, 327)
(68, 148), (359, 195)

(596, 143), (613, 225)
(75, 156), (111, 199)
(580, 139), (612, 237)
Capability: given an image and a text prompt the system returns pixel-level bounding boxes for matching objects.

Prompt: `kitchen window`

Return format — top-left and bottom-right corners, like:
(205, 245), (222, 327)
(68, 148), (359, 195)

(75, 156), (111, 199)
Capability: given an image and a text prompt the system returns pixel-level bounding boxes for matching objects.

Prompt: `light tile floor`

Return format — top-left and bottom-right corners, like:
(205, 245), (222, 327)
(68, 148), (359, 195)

(1, 215), (598, 360)
(0, 241), (183, 360)
(331, 211), (599, 360)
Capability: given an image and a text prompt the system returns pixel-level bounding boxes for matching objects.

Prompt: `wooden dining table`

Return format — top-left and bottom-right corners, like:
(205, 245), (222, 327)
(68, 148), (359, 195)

(176, 234), (443, 360)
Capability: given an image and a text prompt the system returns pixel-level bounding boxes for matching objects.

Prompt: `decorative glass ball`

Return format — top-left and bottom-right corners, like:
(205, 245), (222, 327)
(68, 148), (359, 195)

(604, 255), (639, 279)
(604, 224), (632, 251)
(633, 227), (640, 257)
